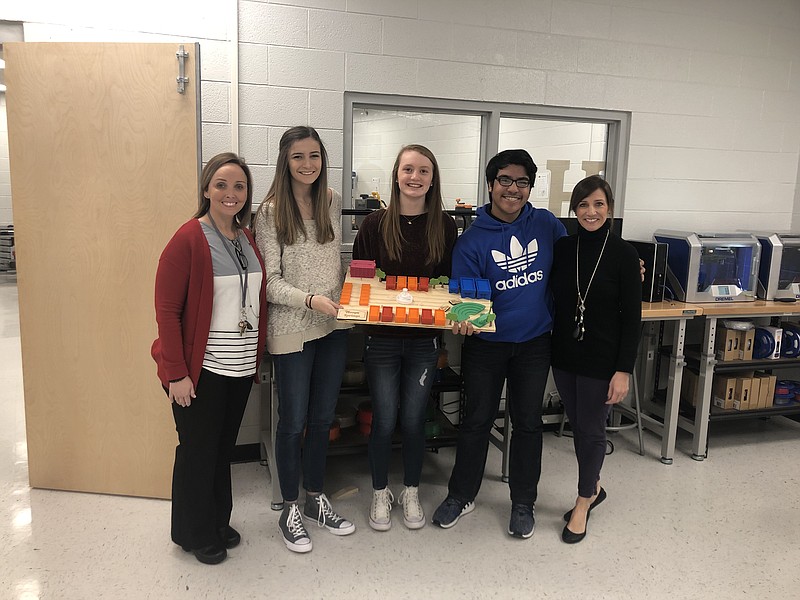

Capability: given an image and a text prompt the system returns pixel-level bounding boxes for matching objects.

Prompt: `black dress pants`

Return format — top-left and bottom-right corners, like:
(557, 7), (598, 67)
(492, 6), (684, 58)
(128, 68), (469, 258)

(170, 368), (252, 549)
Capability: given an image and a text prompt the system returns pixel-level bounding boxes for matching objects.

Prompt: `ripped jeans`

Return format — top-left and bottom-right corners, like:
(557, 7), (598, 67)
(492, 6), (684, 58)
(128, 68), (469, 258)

(364, 334), (439, 489)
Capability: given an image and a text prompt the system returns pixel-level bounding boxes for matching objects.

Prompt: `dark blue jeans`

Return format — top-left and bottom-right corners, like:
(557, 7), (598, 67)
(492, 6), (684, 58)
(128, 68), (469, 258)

(448, 333), (551, 506)
(274, 329), (348, 502)
(364, 334), (439, 489)
(552, 368), (612, 499)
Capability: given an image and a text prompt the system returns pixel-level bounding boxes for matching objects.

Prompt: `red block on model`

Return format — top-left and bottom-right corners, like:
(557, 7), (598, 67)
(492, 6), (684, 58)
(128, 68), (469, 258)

(380, 306), (394, 322)
(420, 308), (434, 325)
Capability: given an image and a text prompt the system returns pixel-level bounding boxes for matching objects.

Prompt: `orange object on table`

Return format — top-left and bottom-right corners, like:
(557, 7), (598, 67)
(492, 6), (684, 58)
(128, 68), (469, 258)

(368, 305), (380, 322)
(396, 306), (407, 323)
(408, 307), (420, 324)
(340, 282), (353, 304)
(434, 309), (446, 326)
(359, 283), (371, 306)
(407, 277), (418, 291)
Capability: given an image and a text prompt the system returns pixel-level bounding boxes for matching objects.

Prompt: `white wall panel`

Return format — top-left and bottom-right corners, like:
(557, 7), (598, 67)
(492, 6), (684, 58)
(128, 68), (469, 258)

(309, 10), (381, 54)
(201, 81), (231, 123)
(517, 33), (578, 72)
(6, 0), (798, 238)
(346, 0), (416, 19)
(451, 25), (516, 67)
(239, 125), (270, 165)
(346, 54), (417, 95)
(239, 85), (308, 126)
(382, 17), (453, 61)
(268, 47), (344, 90)
(551, 0), (612, 40)
(238, 1), (308, 47)
(309, 91), (344, 130)
(239, 43), (269, 85)
(688, 51), (742, 87)
(202, 123), (233, 162)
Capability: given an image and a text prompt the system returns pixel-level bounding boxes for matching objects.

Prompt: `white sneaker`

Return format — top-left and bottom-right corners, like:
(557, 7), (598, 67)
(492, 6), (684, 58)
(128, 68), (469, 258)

(369, 488), (394, 531)
(398, 486), (425, 530)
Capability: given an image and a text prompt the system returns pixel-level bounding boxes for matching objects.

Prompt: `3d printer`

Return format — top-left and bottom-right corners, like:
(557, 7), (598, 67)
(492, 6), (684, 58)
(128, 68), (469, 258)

(752, 232), (800, 300)
(653, 230), (761, 303)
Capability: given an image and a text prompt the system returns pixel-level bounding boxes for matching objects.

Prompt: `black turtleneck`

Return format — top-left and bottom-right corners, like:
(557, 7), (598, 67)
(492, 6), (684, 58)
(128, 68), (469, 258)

(550, 220), (642, 380)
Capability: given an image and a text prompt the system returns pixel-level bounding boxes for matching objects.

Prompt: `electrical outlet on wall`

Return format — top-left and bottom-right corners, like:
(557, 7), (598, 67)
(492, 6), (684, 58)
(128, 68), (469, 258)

(534, 172), (549, 199)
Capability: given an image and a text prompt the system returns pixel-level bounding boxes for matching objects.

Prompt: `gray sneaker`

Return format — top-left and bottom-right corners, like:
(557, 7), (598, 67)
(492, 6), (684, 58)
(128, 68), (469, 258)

(303, 493), (356, 536)
(508, 503), (535, 538)
(431, 496), (475, 529)
(279, 503), (312, 553)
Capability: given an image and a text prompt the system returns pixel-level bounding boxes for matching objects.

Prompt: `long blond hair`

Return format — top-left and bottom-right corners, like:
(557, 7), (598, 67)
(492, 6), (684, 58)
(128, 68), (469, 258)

(381, 144), (447, 265)
(256, 126), (334, 246)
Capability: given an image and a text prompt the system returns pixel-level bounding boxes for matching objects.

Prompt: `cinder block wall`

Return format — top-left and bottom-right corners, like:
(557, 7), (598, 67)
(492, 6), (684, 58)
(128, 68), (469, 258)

(5, 0), (800, 238)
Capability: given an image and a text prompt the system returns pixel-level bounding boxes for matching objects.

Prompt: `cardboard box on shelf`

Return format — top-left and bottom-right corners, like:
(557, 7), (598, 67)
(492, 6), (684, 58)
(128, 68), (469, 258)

(732, 377), (752, 410)
(764, 373), (776, 408)
(752, 373), (769, 409)
(737, 328), (755, 360)
(741, 376), (761, 411)
(715, 327), (739, 361)
(712, 375), (737, 409)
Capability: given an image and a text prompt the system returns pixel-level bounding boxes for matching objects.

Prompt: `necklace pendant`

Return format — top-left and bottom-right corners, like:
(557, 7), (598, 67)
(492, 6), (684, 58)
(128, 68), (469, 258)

(572, 323), (584, 341)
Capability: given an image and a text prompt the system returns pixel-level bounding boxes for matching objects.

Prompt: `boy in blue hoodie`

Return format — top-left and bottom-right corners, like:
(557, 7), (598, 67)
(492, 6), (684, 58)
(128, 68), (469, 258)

(432, 149), (566, 539)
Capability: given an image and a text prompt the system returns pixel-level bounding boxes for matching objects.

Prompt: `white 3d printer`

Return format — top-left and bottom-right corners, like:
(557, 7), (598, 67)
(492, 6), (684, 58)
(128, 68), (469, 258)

(752, 232), (800, 300)
(653, 230), (761, 303)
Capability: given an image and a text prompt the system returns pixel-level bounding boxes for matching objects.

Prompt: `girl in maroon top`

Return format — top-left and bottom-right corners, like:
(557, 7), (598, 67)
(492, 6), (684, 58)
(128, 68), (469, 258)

(353, 145), (457, 531)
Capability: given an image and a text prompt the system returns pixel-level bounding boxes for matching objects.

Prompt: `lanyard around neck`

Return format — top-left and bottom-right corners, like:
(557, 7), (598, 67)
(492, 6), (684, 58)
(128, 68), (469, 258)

(207, 214), (248, 312)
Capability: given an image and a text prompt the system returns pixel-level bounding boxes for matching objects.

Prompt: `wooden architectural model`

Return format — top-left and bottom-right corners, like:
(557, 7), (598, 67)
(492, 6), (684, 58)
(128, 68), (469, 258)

(337, 263), (496, 332)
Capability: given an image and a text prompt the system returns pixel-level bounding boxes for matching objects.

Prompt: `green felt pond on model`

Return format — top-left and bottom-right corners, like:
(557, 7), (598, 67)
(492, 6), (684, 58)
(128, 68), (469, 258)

(446, 302), (496, 328)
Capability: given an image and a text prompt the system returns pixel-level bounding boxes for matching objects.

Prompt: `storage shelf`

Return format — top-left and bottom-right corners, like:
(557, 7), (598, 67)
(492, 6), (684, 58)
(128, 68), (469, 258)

(684, 345), (800, 373)
(326, 411), (459, 456)
(709, 402), (800, 421)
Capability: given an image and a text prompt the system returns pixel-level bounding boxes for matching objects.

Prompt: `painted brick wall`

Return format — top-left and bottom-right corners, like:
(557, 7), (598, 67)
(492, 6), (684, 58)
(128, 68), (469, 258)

(4, 0), (800, 240)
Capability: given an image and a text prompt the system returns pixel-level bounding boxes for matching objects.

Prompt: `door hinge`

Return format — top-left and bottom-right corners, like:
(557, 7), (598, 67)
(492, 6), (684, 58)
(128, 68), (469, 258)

(176, 45), (189, 94)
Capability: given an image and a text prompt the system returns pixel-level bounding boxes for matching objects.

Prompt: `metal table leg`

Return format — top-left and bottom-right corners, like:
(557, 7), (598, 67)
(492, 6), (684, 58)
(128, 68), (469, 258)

(660, 318), (687, 464)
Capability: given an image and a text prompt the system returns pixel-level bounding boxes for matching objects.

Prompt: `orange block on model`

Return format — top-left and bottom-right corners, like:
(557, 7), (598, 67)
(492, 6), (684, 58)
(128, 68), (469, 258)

(359, 284), (371, 306)
(368, 305), (380, 322)
(407, 307), (420, 324)
(407, 277), (418, 291)
(397, 276), (407, 289)
(340, 282), (353, 304)
(395, 306), (407, 323)
(434, 309), (446, 326)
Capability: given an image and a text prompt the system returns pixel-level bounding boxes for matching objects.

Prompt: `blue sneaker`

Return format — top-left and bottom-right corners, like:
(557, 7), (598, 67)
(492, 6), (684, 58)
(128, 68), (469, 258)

(508, 503), (535, 538)
(431, 496), (475, 529)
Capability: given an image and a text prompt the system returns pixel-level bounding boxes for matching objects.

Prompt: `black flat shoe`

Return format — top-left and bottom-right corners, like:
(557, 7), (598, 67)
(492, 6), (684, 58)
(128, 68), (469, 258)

(562, 508), (590, 544)
(192, 543), (227, 565)
(563, 487), (607, 522)
(218, 525), (241, 549)
(562, 519), (588, 544)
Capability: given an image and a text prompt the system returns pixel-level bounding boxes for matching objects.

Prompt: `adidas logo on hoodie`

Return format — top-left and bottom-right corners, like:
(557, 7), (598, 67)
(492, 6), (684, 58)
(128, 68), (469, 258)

(491, 235), (544, 290)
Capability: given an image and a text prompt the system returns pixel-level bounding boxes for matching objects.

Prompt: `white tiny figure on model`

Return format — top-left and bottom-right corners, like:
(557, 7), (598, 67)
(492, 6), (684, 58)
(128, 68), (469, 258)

(396, 288), (413, 304)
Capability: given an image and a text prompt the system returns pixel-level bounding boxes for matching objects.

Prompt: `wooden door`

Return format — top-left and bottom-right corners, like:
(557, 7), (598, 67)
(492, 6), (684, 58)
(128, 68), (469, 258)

(6, 43), (200, 499)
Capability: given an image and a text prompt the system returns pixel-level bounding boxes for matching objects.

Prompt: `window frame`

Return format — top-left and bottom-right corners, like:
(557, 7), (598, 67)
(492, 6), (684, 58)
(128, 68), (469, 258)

(343, 92), (631, 243)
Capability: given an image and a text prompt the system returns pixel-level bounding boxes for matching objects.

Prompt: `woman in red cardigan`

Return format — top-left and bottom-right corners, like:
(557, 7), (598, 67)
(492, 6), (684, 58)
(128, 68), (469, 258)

(152, 152), (268, 565)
